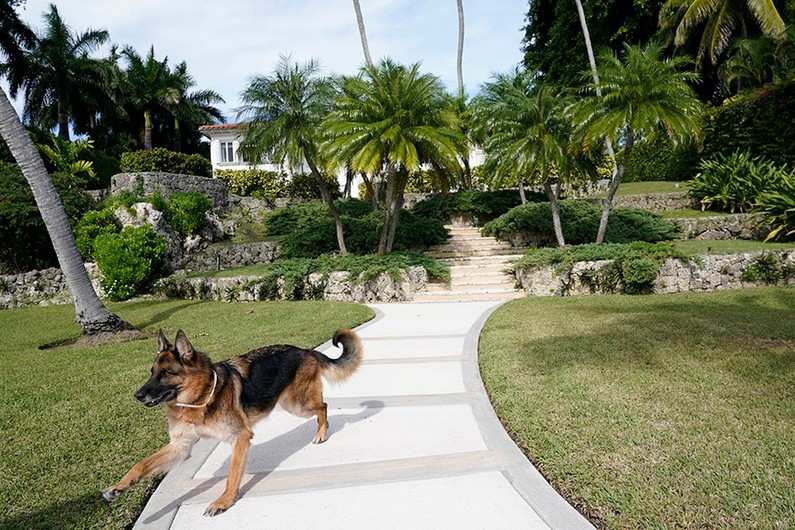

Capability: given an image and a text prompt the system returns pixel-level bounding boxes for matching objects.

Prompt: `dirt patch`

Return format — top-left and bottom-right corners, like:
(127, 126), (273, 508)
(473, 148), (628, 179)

(39, 329), (154, 350)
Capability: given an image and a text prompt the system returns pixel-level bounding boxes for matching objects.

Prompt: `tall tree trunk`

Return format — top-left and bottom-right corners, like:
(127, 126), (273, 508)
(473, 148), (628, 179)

(143, 109), (154, 150)
(306, 158), (348, 254)
(518, 175), (527, 204)
(596, 129), (634, 243)
(378, 166), (397, 254)
(456, 0), (465, 98)
(352, 0), (373, 67)
(57, 100), (69, 141)
(173, 117), (182, 152)
(543, 181), (566, 247)
(360, 171), (377, 208)
(385, 170), (408, 252)
(0, 89), (133, 335)
(573, 0), (617, 167)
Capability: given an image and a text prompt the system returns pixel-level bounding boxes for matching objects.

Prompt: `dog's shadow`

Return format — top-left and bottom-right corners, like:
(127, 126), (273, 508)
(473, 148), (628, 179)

(140, 400), (382, 524)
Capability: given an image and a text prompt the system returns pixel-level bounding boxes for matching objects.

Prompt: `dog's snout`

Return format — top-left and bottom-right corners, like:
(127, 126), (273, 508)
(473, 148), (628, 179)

(134, 387), (148, 402)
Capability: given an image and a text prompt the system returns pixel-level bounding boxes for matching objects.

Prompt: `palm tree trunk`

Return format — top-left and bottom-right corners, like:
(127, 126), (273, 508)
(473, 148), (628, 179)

(144, 109), (154, 150)
(173, 117), (182, 152)
(378, 166), (397, 254)
(456, 0), (465, 98)
(573, 0), (617, 163)
(0, 89), (133, 335)
(596, 129), (634, 243)
(543, 181), (566, 247)
(306, 158), (348, 254)
(352, 0), (374, 67)
(518, 175), (527, 204)
(57, 101), (70, 141)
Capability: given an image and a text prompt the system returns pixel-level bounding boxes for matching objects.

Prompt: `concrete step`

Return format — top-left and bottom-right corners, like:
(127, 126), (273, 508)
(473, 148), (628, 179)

(440, 254), (523, 267)
(426, 278), (516, 291)
(412, 289), (525, 303)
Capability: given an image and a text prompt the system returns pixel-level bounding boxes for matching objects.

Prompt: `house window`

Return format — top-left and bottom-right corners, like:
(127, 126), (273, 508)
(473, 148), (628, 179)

(220, 141), (234, 163)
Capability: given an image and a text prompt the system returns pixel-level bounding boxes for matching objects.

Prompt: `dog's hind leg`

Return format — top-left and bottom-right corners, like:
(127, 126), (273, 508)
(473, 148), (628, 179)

(203, 428), (253, 517)
(102, 436), (195, 501)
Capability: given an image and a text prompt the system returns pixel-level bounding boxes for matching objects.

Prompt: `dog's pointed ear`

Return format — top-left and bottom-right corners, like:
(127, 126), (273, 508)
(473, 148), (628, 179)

(174, 330), (194, 362)
(157, 329), (170, 352)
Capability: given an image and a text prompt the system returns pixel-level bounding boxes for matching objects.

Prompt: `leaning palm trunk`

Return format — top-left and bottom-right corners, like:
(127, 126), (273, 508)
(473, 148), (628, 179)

(0, 89), (133, 335)
(352, 0), (373, 67)
(306, 159), (348, 254)
(596, 129), (635, 243)
(456, 0), (465, 98)
(574, 0), (618, 243)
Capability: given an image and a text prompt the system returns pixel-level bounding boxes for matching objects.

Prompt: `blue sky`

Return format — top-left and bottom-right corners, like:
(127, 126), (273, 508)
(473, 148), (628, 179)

(13, 0), (529, 119)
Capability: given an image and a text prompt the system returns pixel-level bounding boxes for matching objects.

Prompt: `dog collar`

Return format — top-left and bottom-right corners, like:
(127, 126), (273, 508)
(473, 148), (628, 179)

(175, 370), (217, 409)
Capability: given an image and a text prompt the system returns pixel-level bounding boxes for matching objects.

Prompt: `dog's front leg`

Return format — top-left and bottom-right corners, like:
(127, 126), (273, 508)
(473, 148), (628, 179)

(102, 438), (194, 501)
(203, 429), (253, 516)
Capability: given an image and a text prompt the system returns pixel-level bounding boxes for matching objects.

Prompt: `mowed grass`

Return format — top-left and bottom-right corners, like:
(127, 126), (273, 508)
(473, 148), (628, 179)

(479, 286), (795, 529)
(0, 299), (374, 530)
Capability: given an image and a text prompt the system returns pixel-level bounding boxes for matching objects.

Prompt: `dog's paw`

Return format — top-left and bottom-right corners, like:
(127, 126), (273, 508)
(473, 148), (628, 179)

(312, 432), (328, 444)
(203, 498), (233, 517)
(101, 487), (123, 501)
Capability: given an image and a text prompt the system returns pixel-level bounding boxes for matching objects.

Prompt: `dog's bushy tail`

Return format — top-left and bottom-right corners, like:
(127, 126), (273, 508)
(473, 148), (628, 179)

(319, 329), (363, 383)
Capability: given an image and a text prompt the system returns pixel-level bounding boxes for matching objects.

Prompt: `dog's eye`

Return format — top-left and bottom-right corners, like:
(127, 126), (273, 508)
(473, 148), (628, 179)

(158, 370), (174, 379)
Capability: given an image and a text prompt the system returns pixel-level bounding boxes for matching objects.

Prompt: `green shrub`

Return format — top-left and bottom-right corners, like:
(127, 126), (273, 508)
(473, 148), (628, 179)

(410, 189), (540, 223)
(740, 252), (795, 283)
(513, 242), (690, 295)
(754, 170), (795, 241)
(285, 172), (341, 200)
(482, 200), (680, 246)
(165, 191), (212, 237)
(689, 151), (788, 212)
(84, 149), (121, 189)
(263, 201), (332, 236)
(74, 209), (121, 260)
(623, 137), (699, 182)
(93, 225), (167, 301)
(702, 80), (795, 168)
(120, 148), (212, 177)
(0, 163), (94, 273)
(214, 169), (288, 198)
(278, 210), (447, 258)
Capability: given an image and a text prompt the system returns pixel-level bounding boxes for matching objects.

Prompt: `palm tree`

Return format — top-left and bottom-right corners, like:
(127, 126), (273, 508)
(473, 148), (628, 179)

(10, 3), (109, 140)
(573, 42), (703, 243)
(166, 61), (225, 152)
(121, 45), (179, 150)
(0, 0), (36, 90)
(237, 56), (348, 254)
(660, 0), (786, 68)
(0, 87), (133, 335)
(472, 70), (583, 247)
(352, 0), (373, 67)
(323, 59), (463, 254)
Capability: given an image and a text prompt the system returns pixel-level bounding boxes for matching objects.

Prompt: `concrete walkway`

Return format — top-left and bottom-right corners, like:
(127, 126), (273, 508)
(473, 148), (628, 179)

(134, 301), (594, 529)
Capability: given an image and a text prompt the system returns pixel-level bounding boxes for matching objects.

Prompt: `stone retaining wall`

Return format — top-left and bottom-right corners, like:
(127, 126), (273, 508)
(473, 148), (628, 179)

(112, 172), (230, 209)
(515, 250), (794, 297)
(583, 191), (695, 211)
(181, 241), (280, 271)
(672, 213), (770, 240)
(0, 265), (103, 309)
(154, 267), (428, 303)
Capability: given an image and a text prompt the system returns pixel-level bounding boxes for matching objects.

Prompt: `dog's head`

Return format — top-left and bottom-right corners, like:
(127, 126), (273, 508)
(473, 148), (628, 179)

(134, 330), (199, 408)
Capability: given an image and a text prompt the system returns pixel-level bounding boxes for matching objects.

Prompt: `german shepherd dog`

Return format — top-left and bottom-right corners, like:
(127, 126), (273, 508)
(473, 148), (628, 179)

(102, 328), (362, 516)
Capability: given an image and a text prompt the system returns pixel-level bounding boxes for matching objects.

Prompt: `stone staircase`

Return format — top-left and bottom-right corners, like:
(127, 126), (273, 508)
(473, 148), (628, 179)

(413, 226), (527, 302)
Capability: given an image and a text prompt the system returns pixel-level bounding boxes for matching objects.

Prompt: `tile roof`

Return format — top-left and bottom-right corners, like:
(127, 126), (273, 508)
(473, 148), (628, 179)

(198, 122), (245, 132)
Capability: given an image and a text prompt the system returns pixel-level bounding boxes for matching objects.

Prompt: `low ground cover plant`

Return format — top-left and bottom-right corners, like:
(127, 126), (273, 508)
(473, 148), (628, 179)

(479, 287), (795, 529)
(482, 200), (680, 246)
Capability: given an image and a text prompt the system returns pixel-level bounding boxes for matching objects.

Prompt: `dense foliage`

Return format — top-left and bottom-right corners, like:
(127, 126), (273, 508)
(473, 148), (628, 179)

(74, 208), (122, 260)
(689, 150), (791, 212)
(512, 241), (690, 293)
(482, 200), (681, 246)
(120, 148), (212, 177)
(92, 224), (167, 301)
(0, 162), (93, 273)
(158, 190), (212, 237)
(622, 137), (699, 182)
(410, 189), (543, 223)
(701, 81), (795, 167)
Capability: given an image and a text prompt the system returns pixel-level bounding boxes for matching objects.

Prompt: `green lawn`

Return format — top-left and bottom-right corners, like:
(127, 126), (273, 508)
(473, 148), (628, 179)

(0, 299), (374, 530)
(673, 239), (795, 255)
(592, 181), (691, 197)
(479, 287), (795, 529)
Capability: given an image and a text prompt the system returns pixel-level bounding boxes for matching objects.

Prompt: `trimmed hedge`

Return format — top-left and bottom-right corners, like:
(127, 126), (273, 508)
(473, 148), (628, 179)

(702, 81), (795, 168)
(120, 148), (212, 177)
(410, 189), (544, 223)
(622, 137), (699, 182)
(482, 200), (681, 246)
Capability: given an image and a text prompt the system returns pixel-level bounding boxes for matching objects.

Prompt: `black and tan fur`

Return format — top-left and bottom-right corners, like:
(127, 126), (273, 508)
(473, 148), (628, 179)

(102, 328), (362, 516)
